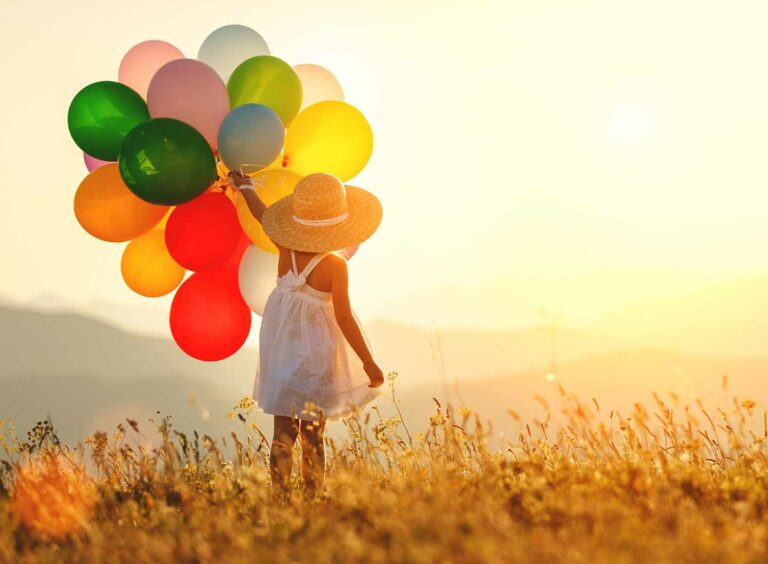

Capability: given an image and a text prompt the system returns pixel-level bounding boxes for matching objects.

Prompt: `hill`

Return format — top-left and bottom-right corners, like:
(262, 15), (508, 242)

(588, 276), (768, 358)
(4, 302), (768, 445)
(0, 304), (263, 442)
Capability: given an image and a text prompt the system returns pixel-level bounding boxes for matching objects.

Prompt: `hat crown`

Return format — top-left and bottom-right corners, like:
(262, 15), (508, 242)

(292, 173), (349, 221)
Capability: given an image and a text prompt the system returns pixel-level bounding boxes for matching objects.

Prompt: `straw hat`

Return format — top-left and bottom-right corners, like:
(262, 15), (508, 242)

(262, 173), (382, 252)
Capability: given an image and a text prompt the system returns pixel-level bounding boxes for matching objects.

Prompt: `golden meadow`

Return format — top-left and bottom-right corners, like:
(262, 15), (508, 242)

(1, 375), (767, 563)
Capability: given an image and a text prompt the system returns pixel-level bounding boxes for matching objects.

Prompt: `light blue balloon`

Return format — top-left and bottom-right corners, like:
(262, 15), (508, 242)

(217, 104), (285, 174)
(198, 25), (270, 82)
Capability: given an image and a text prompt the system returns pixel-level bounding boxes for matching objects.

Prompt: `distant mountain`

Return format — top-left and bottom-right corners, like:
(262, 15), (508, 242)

(0, 303), (256, 386)
(2, 302), (768, 445)
(589, 276), (768, 358)
(367, 319), (608, 387)
(0, 303), (264, 443)
(0, 304), (437, 443)
(372, 276), (768, 385)
(0, 302), (593, 391)
(454, 348), (768, 428)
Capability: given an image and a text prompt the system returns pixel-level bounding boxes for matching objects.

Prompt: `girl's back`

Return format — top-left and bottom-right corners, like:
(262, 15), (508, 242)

(276, 249), (341, 294)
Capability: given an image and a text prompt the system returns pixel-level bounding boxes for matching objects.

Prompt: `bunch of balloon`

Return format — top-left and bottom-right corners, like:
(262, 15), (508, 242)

(67, 24), (376, 361)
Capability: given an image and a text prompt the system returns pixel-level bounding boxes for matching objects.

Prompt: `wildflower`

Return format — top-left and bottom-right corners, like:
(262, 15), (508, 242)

(741, 399), (756, 415)
(9, 452), (97, 539)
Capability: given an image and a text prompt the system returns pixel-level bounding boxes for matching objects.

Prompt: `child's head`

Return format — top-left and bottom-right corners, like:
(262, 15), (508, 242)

(262, 173), (381, 253)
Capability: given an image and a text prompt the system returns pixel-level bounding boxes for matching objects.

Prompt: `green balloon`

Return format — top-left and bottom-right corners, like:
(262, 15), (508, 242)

(68, 81), (149, 161)
(118, 118), (217, 205)
(227, 55), (303, 126)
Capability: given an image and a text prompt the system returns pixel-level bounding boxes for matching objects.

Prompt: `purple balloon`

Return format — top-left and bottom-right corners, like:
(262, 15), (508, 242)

(147, 59), (229, 149)
(83, 152), (114, 172)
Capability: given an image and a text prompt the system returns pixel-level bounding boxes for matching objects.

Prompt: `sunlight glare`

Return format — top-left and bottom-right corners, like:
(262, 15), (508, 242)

(606, 101), (655, 146)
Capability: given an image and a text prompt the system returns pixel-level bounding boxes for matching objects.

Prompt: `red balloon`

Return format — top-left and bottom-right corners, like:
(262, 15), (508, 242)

(170, 268), (252, 361)
(165, 192), (241, 271)
(222, 230), (250, 272)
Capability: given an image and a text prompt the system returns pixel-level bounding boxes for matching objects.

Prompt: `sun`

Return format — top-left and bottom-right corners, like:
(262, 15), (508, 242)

(606, 101), (656, 146)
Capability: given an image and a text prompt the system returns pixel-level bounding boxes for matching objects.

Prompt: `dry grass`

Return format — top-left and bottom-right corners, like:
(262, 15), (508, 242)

(1, 376), (768, 563)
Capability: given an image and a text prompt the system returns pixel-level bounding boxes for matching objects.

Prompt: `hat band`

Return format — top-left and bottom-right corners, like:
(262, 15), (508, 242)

(292, 212), (349, 227)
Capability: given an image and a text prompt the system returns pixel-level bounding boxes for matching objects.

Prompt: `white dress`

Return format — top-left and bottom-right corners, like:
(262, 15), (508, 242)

(254, 250), (380, 420)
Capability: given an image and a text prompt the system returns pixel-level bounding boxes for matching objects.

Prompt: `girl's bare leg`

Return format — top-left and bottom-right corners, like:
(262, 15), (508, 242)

(299, 418), (326, 496)
(270, 416), (299, 494)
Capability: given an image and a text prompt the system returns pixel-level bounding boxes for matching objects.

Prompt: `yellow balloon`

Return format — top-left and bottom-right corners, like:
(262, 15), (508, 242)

(283, 101), (372, 181)
(266, 152), (285, 170)
(216, 158), (230, 178)
(121, 228), (186, 297)
(235, 168), (300, 254)
(74, 164), (168, 242)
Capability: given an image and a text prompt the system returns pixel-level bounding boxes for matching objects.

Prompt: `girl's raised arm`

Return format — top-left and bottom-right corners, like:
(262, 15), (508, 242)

(330, 258), (384, 388)
(230, 170), (267, 223)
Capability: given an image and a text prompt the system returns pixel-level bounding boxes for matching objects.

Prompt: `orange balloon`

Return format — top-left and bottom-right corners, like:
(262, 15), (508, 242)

(236, 168), (300, 254)
(74, 164), (168, 242)
(121, 228), (186, 297)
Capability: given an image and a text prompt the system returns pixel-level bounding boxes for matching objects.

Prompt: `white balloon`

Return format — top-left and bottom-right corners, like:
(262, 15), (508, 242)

(294, 64), (344, 111)
(239, 244), (279, 316)
(198, 25), (270, 82)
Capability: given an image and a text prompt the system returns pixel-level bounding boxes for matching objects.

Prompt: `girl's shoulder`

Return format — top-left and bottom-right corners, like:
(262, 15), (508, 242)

(303, 252), (346, 293)
(315, 252), (347, 275)
(325, 252), (348, 265)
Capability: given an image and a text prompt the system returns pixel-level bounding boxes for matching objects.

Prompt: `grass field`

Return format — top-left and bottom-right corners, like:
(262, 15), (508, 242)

(1, 377), (767, 563)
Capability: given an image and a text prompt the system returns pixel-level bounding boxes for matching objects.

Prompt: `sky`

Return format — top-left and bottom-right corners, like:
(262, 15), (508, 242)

(2, 0), (768, 332)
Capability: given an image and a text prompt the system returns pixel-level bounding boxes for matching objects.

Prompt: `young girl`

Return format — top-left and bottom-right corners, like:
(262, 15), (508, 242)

(230, 169), (384, 495)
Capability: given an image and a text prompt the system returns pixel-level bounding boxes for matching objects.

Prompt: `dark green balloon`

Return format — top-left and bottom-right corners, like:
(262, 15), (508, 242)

(68, 81), (149, 161)
(118, 118), (217, 206)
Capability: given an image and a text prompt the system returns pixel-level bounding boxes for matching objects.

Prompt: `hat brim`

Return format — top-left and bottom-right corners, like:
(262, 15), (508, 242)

(262, 186), (382, 252)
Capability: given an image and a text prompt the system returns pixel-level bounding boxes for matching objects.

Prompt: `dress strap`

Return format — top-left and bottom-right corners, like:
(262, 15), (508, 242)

(300, 253), (328, 278)
(290, 250), (299, 275)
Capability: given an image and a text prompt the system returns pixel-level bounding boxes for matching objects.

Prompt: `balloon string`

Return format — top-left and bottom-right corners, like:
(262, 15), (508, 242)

(213, 156), (292, 197)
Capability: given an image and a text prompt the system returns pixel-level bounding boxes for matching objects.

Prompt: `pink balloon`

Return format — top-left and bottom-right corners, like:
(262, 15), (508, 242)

(83, 152), (113, 172)
(118, 40), (184, 99)
(147, 59), (230, 149)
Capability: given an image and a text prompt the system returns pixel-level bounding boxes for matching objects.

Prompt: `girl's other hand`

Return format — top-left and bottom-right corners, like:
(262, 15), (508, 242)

(365, 361), (384, 388)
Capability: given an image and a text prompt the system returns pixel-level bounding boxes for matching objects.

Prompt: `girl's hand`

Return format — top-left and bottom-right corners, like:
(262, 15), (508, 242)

(364, 361), (384, 388)
(228, 170), (253, 189)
